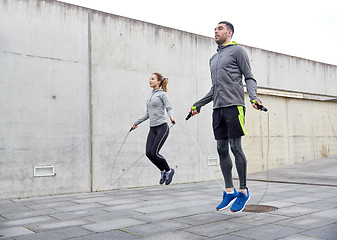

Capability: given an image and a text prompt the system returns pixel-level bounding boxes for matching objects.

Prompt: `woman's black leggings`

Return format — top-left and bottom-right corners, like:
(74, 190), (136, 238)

(145, 123), (170, 172)
(217, 137), (247, 190)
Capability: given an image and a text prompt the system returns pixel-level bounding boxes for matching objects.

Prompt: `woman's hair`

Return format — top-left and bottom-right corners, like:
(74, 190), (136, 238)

(153, 72), (168, 92)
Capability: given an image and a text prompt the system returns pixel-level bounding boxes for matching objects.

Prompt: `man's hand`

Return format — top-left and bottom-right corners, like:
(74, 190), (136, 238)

(191, 108), (199, 117)
(186, 106), (201, 120)
(251, 99), (267, 111)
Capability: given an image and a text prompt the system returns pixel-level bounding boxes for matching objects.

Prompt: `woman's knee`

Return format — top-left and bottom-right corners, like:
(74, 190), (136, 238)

(146, 150), (153, 159)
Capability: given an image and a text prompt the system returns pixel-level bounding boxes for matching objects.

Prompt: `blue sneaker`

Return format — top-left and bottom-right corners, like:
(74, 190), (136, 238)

(230, 188), (250, 213)
(216, 188), (238, 211)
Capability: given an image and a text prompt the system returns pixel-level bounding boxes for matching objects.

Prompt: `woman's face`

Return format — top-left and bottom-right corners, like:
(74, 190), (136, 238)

(149, 74), (160, 89)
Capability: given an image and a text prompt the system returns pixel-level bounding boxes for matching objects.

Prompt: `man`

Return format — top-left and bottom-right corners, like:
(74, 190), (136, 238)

(188, 21), (264, 213)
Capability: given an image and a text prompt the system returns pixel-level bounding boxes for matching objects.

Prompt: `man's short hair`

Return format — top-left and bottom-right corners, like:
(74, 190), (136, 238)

(218, 21), (234, 36)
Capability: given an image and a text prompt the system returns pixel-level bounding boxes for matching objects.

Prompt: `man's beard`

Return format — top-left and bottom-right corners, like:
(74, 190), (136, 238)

(215, 37), (226, 45)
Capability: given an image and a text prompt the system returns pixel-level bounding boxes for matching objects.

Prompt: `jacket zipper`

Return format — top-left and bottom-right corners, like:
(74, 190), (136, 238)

(149, 90), (159, 102)
(215, 50), (222, 96)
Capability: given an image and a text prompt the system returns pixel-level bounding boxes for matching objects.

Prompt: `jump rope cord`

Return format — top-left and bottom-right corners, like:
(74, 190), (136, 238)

(109, 130), (131, 185)
(256, 111), (270, 204)
(185, 121), (225, 189)
(109, 123), (176, 186)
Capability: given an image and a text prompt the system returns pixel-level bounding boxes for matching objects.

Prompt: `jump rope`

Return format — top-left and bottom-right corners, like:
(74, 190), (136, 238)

(109, 122), (176, 186)
(109, 101), (270, 204)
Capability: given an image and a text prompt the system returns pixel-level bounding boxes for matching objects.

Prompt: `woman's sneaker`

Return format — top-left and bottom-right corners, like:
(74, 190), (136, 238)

(230, 188), (250, 213)
(165, 168), (175, 185)
(216, 188), (238, 211)
(159, 171), (166, 185)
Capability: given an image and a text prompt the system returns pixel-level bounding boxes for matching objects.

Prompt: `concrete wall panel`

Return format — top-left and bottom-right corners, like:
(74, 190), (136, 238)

(248, 48), (337, 96)
(0, 0), (91, 199)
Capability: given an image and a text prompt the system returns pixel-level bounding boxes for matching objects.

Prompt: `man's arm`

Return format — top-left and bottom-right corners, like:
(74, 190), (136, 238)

(193, 87), (213, 109)
(188, 87), (213, 117)
(236, 47), (266, 110)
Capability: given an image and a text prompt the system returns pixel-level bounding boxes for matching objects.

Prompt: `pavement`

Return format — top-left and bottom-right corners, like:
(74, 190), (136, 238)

(1, 157), (336, 240)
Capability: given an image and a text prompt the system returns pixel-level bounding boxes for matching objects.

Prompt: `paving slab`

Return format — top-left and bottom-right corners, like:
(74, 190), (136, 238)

(12, 227), (93, 240)
(132, 209), (195, 222)
(49, 208), (108, 221)
(300, 223), (337, 240)
(275, 214), (337, 229)
(0, 216), (53, 228)
(172, 212), (234, 226)
(81, 217), (148, 232)
(69, 230), (141, 240)
(81, 209), (141, 222)
(182, 219), (251, 238)
(229, 212), (290, 226)
(0, 226), (34, 238)
(141, 230), (206, 240)
(271, 205), (321, 217)
(53, 202), (103, 212)
(122, 220), (191, 237)
(208, 234), (250, 240)
(230, 223), (303, 240)
(263, 234), (319, 240)
(24, 219), (92, 233)
(1, 208), (61, 220)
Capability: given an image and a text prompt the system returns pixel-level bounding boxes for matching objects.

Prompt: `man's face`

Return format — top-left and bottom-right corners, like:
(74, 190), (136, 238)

(215, 24), (231, 45)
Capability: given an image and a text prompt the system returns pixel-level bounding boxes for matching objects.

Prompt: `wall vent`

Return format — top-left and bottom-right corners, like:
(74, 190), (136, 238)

(207, 157), (218, 166)
(34, 166), (55, 177)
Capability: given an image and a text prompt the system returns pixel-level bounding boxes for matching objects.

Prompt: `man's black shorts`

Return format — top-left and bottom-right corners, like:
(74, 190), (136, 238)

(212, 106), (247, 140)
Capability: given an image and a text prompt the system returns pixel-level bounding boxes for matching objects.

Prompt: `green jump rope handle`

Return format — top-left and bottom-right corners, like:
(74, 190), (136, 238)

(251, 100), (268, 112)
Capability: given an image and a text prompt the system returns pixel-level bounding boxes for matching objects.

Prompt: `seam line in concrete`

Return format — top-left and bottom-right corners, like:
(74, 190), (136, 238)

(88, 10), (93, 192)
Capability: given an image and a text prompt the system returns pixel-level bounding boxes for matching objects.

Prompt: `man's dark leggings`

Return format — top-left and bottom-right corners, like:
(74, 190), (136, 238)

(145, 123), (170, 172)
(216, 137), (247, 190)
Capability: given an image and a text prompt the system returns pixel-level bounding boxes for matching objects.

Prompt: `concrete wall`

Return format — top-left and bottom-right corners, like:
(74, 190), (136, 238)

(0, 0), (91, 198)
(1, 0), (336, 199)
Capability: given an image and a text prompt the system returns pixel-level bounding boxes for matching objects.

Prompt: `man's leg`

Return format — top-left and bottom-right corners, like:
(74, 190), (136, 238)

(229, 137), (247, 193)
(229, 137), (250, 212)
(217, 139), (234, 190)
(216, 139), (238, 211)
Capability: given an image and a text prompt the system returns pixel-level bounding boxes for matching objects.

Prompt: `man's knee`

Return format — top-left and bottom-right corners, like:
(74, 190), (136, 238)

(216, 140), (229, 155)
(229, 138), (243, 154)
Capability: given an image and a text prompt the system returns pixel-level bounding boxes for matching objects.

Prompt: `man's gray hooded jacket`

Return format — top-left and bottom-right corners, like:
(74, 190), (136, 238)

(194, 42), (258, 109)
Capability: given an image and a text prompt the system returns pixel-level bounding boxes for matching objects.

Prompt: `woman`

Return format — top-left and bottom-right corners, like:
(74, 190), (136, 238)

(132, 73), (176, 185)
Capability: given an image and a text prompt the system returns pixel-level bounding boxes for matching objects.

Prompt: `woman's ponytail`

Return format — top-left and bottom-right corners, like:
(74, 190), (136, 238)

(161, 78), (168, 92)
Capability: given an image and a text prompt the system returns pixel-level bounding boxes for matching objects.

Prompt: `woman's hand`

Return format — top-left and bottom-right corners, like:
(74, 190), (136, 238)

(170, 118), (176, 124)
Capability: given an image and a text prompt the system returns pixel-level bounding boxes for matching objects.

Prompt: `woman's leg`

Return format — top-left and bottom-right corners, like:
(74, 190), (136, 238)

(150, 123), (170, 172)
(146, 127), (164, 171)
(146, 124), (170, 171)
